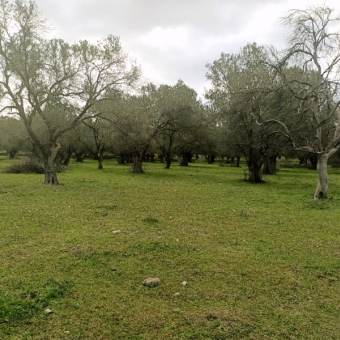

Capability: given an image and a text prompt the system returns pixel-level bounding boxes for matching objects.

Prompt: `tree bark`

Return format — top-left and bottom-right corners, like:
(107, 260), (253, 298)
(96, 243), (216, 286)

(74, 151), (85, 162)
(235, 156), (241, 167)
(43, 142), (62, 185)
(62, 145), (73, 166)
(308, 153), (318, 170)
(246, 148), (264, 183)
(206, 155), (215, 164)
(97, 145), (104, 169)
(179, 152), (190, 166)
(263, 155), (278, 174)
(131, 153), (144, 173)
(314, 153), (329, 199)
(8, 150), (18, 159)
(164, 155), (172, 169)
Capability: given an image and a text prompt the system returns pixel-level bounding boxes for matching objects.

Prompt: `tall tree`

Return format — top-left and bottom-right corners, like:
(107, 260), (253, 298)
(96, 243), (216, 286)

(149, 81), (203, 169)
(206, 43), (285, 183)
(0, 0), (140, 184)
(265, 5), (340, 198)
(104, 92), (156, 173)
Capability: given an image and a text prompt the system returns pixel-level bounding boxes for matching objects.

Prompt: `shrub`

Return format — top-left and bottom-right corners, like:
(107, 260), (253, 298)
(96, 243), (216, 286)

(2, 157), (45, 174)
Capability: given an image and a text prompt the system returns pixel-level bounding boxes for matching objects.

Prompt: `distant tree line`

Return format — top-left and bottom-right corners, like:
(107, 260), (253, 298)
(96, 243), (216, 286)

(1, 1), (340, 199)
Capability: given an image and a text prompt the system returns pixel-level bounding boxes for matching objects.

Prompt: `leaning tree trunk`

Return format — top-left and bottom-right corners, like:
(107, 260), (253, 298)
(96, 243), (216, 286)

(314, 153), (329, 199)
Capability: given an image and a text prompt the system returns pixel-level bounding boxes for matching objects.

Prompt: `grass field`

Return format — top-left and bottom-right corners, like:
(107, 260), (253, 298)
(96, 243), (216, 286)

(0, 157), (340, 339)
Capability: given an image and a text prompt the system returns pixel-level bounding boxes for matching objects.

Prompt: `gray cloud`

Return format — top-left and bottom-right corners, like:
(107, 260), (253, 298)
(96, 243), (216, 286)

(34, 0), (339, 97)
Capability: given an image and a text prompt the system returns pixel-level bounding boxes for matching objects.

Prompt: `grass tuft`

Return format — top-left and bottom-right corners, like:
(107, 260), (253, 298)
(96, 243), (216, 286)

(0, 280), (69, 323)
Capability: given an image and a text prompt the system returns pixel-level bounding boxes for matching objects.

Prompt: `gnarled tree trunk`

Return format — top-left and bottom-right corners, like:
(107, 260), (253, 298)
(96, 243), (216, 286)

(314, 153), (329, 199)
(42, 141), (62, 185)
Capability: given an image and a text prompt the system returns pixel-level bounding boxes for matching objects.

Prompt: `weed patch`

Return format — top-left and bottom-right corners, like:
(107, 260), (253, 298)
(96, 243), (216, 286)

(0, 280), (69, 323)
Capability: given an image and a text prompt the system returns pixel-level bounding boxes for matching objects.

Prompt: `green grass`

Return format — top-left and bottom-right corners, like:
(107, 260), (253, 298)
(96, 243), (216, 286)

(0, 157), (340, 339)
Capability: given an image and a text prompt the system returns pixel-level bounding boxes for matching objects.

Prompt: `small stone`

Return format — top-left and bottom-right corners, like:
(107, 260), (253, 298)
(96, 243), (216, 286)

(181, 281), (187, 286)
(143, 277), (160, 287)
(174, 292), (180, 296)
(44, 308), (53, 314)
(65, 331), (70, 334)
(112, 230), (121, 235)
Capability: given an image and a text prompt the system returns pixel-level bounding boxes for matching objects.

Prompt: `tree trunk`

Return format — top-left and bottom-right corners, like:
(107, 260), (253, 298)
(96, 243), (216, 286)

(118, 153), (126, 164)
(97, 145), (104, 170)
(44, 167), (59, 185)
(263, 155), (278, 174)
(298, 157), (307, 167)
(43, 142), (62, 185)
(131, 153), (144, 173)
(75, 151), (84, 162)
(63, 145), (73, 166)
(308, 153), (318, 170)
(179, 152), (189, 166)
(246, 148), (264, 183)
(165, 156), (172, 169)
(248, 163), (263, 183)
(9, 150), (18, 159)
(44, 157), (59, 185)
(314, 153), (329, 199)
(206, 155), (215, 164)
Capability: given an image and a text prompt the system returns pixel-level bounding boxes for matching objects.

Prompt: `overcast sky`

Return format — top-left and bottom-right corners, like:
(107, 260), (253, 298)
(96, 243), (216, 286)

(34, 0), (340, 98)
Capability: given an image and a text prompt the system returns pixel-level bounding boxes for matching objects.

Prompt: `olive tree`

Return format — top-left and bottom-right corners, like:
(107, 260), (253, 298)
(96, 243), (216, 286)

(206, 43), (286, 183)
(148, 81), (203, 169)
(103, 92), (156, 173)
(265, 5), (340, 198)
(0, 117), (28, 157)
(0, 0), (140, 184)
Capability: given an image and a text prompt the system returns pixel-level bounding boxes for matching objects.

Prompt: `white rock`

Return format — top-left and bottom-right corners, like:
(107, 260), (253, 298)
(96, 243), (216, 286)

(44, 308), (53, 314)
(143, 277), (160, 287)
(112, 230), (121, 234)
(181, 281), (187, 286)
(174, 292), (180, 296)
